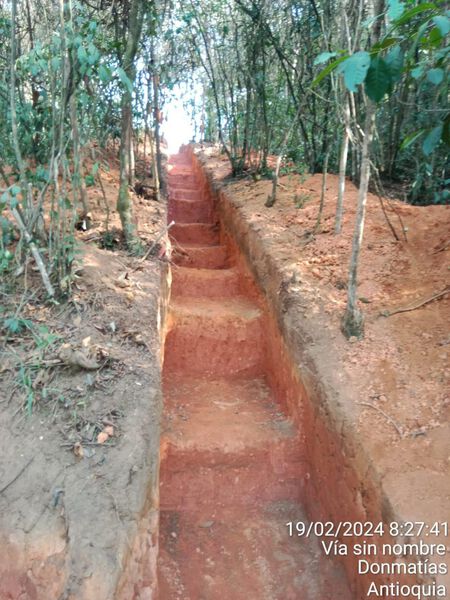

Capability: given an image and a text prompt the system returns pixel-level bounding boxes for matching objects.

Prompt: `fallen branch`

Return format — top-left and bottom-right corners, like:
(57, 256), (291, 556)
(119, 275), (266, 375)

(11, 207), (55, 298)
(432, 240), (450, 255)
(357, 402), (403, 438)
(139, 220), (175, 263)
(0, 456), (35, 495)
(381, 286), (449, 318)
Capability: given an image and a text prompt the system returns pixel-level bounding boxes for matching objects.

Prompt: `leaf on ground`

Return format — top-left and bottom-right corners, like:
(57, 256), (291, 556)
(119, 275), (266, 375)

(97, 431), (109, 444)
(73, 442), (84, 458)
(58, 344), (100, 370)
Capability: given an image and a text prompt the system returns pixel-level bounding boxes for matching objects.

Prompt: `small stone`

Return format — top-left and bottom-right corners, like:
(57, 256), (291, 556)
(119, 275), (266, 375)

(199, 520), (214, 528)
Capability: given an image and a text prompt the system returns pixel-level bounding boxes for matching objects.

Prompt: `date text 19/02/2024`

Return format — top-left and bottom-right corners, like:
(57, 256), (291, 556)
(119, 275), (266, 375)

(286, 521), (449, 598)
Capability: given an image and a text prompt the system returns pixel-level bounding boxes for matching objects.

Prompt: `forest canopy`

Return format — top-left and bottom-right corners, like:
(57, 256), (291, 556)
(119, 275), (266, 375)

(0, 0), (448, 333)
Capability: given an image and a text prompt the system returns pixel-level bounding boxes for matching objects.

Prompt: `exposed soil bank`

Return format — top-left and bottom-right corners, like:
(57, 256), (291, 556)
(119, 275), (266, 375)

(0, 166), (167, 599)
(169, 145), (449, 597)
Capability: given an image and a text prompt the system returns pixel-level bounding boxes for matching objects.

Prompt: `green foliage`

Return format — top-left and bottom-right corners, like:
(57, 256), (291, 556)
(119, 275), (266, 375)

(365, 57), (392, 102)
(313, 0), (448, 203)
(3, 316), (33, 334)
(422, 124), (443, 155)
(337, 52), (371, 92)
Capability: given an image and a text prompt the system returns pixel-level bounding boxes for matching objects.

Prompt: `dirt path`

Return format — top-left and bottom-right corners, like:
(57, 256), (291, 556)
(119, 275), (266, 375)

(157, 153), (352, 599)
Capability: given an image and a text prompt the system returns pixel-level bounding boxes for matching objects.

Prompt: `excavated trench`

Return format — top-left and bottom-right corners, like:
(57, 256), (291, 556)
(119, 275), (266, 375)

(157, 151), (355, 600)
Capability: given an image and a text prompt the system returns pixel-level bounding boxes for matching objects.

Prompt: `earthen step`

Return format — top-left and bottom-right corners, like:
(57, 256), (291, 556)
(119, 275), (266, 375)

(169, 188), (204, 201)
(170, 223), (219, 246)
(168, 180), (200, 191)
(172, 244), (228, 269)
(168, 174), (197, 187)
(168, 156), (191, 165)
(158, 506), (352, 600)
(168, 167), (195, 176)
(160, 376), (305, 512)
(171, 266), (240, 298)
(164, 297), (265, 376)
(168, 198), (214, 224)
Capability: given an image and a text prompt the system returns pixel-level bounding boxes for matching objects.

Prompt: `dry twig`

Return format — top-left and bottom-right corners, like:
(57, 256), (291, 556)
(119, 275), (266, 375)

(358, 401), (403, 438)
(0, 456), (35, 495)
(381, 286), (449, 318)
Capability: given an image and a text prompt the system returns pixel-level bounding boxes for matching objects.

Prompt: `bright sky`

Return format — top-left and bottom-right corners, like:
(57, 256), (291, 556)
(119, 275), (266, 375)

(162, 95), (194, 154)
(161, 82), (202, 154)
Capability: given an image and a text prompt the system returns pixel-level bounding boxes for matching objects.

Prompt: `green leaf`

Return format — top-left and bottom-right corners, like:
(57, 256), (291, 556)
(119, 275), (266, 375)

(87, 42), (100, 65)
(77, 45), (88, 63)
(312, 56), (347, 87)
(372, 37), (399, 52)
(117, 67), (133, 94)
(98, 64), (112, 83)
(387, 0), (405, 21)
(427, 68), (444, 85)
(424, 26), (445, 47)
(365, 57), (392, 102)
(433, 15), (450, 36)
(394, 3), (436, 26)
(314, 52), (337, 65)
(400, 129), (426, 150)
(422, 124), (443, 155)
(51, 56), (61, 71)
(411, 65), (424, 79)
(92, 162), (99, 176)
(384, 46), (404, 82)
(11, 185), (21, 196)
(337, 51), (371, 92)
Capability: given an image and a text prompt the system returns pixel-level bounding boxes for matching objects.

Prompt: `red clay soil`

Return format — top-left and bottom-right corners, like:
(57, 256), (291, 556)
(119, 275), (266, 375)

(157, 154), (352, 599)
(185, 145), (450, 596)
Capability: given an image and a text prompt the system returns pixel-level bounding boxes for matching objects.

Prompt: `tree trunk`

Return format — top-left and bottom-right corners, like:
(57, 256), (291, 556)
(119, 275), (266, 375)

(118, 95), (135, 244)
(70, 93), (89, 216)
(335, 96), (351, 234)
(341, 103), (376, 339)
(117, 0), (144, 249)
(152, 68), (163, 193)
(10, 0), (27, 192)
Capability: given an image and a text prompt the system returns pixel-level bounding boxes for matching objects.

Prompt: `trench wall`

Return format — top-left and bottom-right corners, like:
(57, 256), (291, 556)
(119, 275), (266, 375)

(186, 146), (420, 598)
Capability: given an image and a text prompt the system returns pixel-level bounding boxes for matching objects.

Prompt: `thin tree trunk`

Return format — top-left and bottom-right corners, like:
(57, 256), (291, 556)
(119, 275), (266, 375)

(118, 95), (135, 244)
(152, 68), (163, 193)
(335, 96), (350, 234)
(117, 0), (144, 248)
(10, 0), (27, 192)
(313, 151), (329, 234)
(70, 93), (89, 216)
(265, 106), (301, 207)
(341, 103), (376, 339)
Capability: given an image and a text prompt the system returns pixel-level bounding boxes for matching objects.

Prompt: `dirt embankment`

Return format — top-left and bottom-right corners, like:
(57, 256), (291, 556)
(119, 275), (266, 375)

(0, 155), (167, 600)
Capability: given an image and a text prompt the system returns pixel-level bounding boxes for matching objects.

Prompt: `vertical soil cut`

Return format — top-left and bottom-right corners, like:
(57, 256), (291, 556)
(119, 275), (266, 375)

(157, 151), (353, 599)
